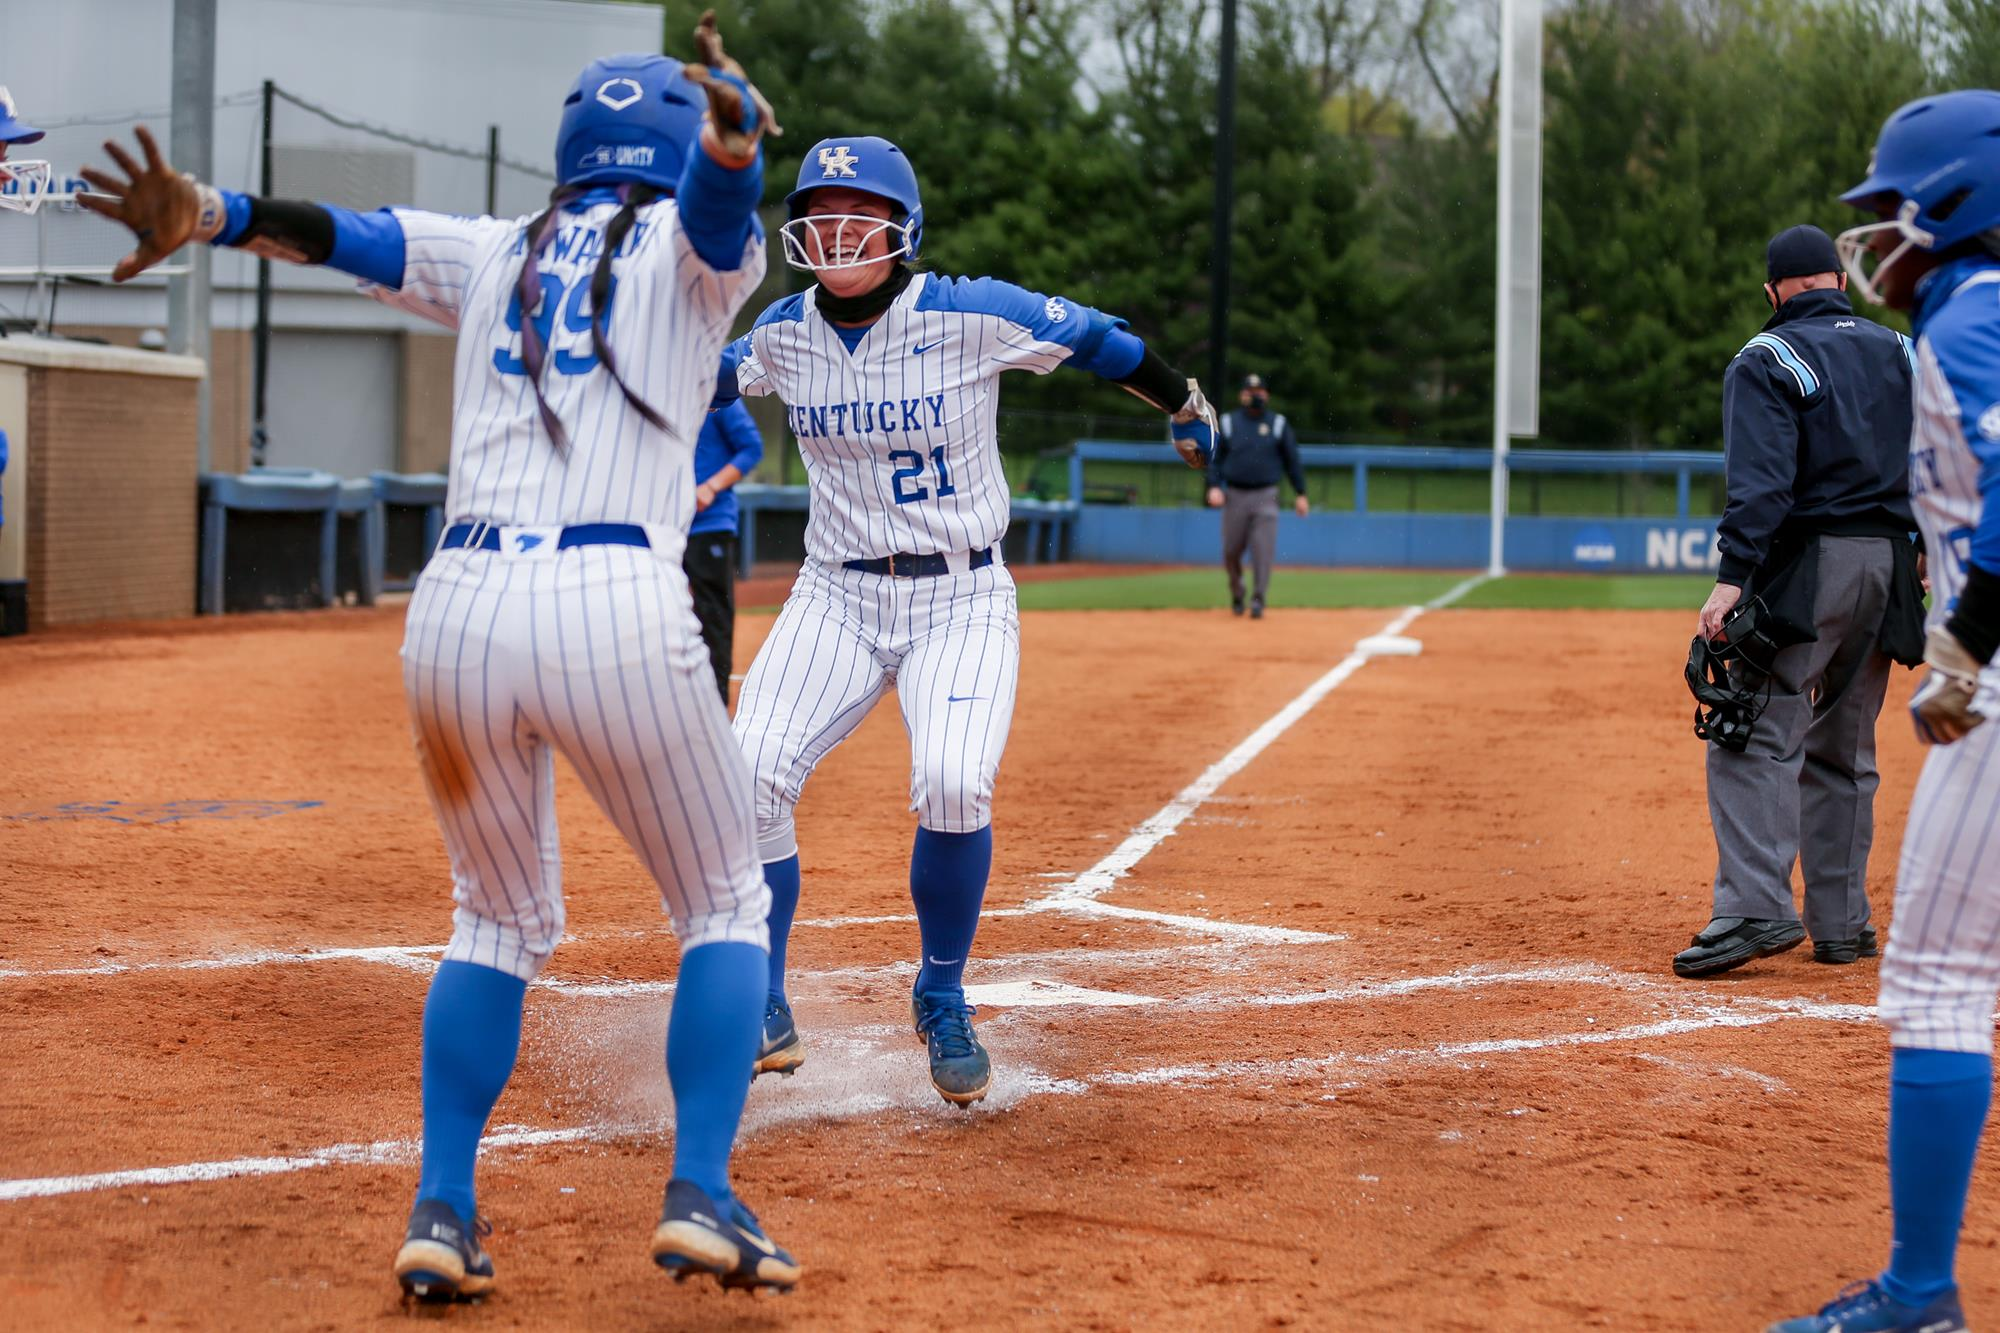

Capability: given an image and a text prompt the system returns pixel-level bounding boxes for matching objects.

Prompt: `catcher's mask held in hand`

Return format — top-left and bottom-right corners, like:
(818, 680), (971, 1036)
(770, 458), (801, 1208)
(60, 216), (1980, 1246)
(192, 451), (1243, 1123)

(1686, 595), (1793, 751)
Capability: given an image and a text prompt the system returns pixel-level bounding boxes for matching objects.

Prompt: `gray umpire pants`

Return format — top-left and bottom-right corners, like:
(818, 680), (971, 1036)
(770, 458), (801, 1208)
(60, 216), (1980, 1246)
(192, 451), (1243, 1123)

(1222, 485), (1279, 605)
(1707, 534), (1897, 942)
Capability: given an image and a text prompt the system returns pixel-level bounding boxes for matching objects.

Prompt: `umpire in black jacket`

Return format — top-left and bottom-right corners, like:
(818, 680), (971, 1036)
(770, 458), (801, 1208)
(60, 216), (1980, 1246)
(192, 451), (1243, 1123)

(1675, 225), (1918, 978)
(1205, 374), (1310, 617)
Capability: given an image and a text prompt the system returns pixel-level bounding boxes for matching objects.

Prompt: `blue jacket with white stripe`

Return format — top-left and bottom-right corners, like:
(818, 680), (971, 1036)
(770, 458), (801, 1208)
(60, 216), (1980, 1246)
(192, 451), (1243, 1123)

(1716, 287), (1915, 585)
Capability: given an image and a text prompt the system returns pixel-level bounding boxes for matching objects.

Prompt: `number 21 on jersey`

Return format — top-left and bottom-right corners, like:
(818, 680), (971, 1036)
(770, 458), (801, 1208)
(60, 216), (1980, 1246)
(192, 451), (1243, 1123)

(889, 447), (956, 504)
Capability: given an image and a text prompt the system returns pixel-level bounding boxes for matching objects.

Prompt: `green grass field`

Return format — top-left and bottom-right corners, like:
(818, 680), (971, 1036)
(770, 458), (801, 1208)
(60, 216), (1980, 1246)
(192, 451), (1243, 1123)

(1007, 569), (1717, 613)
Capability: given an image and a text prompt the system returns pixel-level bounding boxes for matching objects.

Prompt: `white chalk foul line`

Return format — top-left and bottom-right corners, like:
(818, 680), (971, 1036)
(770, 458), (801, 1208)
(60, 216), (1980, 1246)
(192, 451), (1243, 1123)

(1032, 576), (1487, 914)
(0, 1123), (604, 1203)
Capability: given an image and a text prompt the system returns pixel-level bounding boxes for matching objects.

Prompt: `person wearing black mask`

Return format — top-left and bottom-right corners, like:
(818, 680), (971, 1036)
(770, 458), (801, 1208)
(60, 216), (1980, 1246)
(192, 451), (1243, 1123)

(1675, 224), (1921, 980)
(1205, 373), (1309, 618)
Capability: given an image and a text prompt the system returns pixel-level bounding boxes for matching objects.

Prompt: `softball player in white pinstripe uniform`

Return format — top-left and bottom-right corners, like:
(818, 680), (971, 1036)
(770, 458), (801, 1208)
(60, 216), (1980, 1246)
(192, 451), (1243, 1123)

(84, 26), (803, 1300)
(715, 136), (1217, 1107)
(1773, 90), (2000, 1333)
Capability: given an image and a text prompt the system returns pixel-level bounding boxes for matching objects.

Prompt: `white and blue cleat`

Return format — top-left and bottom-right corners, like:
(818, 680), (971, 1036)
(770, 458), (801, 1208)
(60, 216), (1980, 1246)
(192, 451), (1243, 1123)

(393, 1198), (495, 1303)
(753, 993), (806, 1077)
(650, 1179), (802, 1293)
(1767, 1278), (1966, 1332)
(912, 989), (991, 1107)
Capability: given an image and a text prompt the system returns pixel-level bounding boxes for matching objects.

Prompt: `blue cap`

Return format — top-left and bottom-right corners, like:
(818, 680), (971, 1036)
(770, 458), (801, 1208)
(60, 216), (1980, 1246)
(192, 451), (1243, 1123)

(553, 55), (703, 194)
(0, 87), (44, 145)
(1766, 224), (1840, 281)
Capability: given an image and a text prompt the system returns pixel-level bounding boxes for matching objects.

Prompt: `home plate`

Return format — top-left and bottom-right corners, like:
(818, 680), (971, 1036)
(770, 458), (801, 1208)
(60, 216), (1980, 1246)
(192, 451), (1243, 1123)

(964, 979), (1159, 1008)
(1357, 634), (1423, 657)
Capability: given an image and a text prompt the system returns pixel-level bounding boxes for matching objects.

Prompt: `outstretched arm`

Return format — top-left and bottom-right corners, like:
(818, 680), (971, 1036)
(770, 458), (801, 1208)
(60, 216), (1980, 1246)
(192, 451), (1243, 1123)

(78, 125), (407, 285)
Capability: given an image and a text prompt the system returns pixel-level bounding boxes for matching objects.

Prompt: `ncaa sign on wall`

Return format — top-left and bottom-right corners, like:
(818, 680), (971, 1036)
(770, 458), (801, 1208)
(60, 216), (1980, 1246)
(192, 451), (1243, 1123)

(1570, 524), (1617, 567)
(1644, 526), (1721, 571)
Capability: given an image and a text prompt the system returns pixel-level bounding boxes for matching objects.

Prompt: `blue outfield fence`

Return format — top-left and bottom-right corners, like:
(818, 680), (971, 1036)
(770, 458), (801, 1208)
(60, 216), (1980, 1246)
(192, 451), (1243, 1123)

(730, 442), (1731, 577)
(1065, 442), (1727, 575)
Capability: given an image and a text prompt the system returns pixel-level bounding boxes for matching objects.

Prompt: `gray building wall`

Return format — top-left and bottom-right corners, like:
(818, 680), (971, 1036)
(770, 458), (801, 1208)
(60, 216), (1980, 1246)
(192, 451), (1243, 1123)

(0, 0), (661, 477)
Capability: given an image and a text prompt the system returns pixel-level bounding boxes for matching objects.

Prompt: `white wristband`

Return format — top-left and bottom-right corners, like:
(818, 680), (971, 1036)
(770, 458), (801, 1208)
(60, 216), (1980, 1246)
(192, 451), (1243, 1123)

(188, 177), (227, 243)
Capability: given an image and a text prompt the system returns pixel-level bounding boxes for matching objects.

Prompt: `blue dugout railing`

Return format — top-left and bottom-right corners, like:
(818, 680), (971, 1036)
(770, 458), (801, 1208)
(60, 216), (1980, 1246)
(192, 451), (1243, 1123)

(1066, 442), (1726, 518)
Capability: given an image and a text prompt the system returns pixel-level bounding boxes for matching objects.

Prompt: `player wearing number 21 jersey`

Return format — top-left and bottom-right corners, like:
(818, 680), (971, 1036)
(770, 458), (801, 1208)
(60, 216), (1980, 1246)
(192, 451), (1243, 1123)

(716, 135), (1219, 1107)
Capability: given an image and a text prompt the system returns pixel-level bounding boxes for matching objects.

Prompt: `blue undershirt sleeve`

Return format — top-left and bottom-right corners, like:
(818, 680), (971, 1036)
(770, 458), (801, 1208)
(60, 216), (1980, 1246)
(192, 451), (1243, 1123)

(722, 400), (764, 475)
(326, 208), (407, 288)
(1077, 325), (1145, 380)
(676, 145), (764, 273)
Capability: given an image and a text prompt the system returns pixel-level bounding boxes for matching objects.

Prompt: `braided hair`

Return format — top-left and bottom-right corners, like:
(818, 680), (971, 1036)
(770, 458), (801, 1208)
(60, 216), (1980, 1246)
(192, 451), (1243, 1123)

(512, 181), (672, 450)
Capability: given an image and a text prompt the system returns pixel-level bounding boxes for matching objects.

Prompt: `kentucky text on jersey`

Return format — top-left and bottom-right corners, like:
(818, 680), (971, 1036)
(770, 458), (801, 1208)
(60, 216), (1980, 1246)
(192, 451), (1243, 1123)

(788, 394), (948, 438)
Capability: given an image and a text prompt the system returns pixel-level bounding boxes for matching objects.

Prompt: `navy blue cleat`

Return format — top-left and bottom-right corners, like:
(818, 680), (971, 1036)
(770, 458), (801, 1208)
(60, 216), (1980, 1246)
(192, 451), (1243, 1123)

(650, 1179), (802, 1292)
(1766, 1278), (1966, 1332)
(753, 993), (805, 1077)
(912, 990), (991, 1107)
(393, 1198), (495, 1303)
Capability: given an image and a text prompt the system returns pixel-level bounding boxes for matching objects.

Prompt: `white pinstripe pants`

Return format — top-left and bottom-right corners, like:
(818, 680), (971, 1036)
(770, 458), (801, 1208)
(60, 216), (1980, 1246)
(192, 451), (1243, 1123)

(1879, 718), (2000, 1054)
(733, 559), (1021, 860)
(401, 545), (770, 982)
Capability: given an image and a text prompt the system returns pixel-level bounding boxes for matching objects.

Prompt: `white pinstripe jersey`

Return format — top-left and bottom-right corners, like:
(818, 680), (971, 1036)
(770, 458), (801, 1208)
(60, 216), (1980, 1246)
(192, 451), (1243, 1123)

(365, 200), (765, 561)
(1908, 264), (2000, 705)
(724, 272), (1115, 563)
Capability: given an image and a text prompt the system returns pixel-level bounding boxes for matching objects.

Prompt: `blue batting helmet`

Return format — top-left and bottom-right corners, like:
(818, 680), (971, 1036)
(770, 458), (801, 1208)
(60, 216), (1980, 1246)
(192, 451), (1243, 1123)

(1841, 90), (2000, 251)
(785, 137), (923, 258)
(1837, 90), (2000, 304)
(0, 87), (44, 145)
(554, 54), (704, 193)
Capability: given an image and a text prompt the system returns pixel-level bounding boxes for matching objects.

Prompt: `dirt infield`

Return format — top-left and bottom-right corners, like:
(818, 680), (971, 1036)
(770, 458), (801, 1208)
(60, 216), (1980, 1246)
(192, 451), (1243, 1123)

(0, 585), (1969, 1331)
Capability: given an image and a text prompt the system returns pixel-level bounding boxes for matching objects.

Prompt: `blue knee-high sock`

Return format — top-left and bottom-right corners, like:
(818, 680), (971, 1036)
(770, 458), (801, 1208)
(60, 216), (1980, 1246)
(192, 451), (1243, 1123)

(763, 855), (801, 1002)
(1881, 1047), (1993, 1306)
(416, 960), (528, 1221)
(667, 941), (767, 1204)
(911, 825), (992, 997)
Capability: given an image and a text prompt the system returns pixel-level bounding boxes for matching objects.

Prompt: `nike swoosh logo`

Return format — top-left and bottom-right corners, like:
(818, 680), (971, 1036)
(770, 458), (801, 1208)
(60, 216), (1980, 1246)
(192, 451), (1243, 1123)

(911, 340), (944, 356)
(946, 694), (983, 703)
(734, 1223), (779, 1256)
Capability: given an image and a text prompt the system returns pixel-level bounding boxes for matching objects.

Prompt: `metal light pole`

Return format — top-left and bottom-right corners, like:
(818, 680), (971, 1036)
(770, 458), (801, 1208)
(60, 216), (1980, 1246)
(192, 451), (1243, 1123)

(168, 0), (216, 472)
(1208, 0), (1238, 396)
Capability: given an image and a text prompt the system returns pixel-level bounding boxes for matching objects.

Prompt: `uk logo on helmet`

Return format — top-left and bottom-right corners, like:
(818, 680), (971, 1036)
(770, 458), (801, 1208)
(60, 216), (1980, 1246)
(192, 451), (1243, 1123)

(818, 145), (859, 178)
(596, 78), (643, 111)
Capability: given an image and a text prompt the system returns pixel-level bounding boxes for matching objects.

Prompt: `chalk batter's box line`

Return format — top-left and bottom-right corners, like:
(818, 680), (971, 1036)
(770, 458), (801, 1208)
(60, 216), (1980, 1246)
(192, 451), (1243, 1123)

(0, 970), (1867, 1204)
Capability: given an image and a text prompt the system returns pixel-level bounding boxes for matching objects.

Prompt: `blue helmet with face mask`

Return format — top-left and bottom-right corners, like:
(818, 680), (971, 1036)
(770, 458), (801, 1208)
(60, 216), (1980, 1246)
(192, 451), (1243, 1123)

(779, 136), (923, 271)
(1837, 90), (2000, 303)
(553, 54), (705, 194)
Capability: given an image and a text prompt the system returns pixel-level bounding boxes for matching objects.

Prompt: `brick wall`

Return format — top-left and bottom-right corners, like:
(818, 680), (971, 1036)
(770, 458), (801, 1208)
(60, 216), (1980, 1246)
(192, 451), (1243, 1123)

(399, 330), (454, 475)
(60, 325), (253, 475)
(25, 364), (199, 628)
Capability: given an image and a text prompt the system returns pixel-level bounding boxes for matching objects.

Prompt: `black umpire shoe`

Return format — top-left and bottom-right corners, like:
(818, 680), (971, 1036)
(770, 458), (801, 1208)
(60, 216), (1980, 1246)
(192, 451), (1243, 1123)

(1813, 924), (1881, 965)
(1250, 598), (1265, 620)
(1672, 916), (1806, 978)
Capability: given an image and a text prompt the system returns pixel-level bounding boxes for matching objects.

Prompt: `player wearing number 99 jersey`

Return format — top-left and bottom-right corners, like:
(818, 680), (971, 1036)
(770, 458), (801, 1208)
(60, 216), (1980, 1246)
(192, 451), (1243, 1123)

(715, 135), (1219, 1107)
(81, 19), (804, 1300)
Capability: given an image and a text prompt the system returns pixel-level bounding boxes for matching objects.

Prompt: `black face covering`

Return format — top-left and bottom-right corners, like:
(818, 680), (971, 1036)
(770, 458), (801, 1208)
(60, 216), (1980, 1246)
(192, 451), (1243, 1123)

(814, 262), (914, 324)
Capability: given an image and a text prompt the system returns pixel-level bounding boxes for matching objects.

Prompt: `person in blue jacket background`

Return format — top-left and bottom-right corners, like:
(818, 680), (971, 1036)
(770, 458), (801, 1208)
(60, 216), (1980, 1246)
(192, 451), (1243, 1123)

(686, 397), (764, 703)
